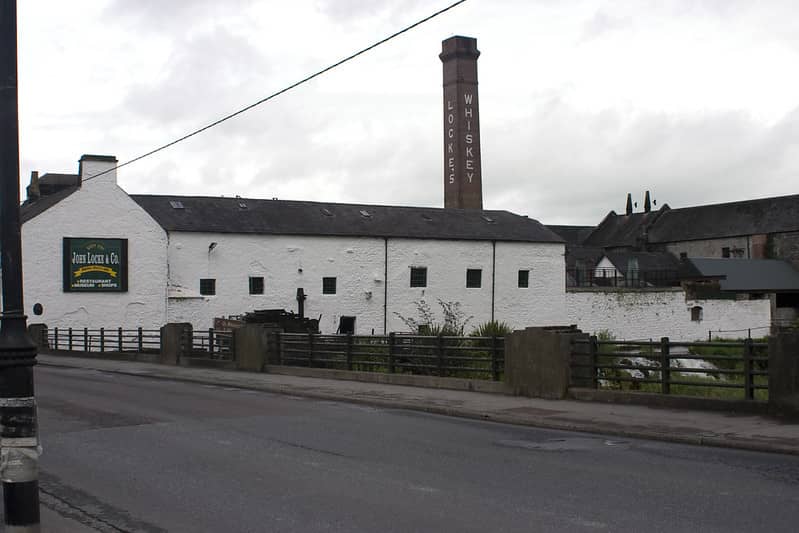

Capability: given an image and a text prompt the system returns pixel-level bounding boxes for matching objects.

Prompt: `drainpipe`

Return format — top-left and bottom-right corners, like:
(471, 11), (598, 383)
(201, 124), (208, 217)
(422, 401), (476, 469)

(491, 240), (496, 322)
(384, 238), (388, 334)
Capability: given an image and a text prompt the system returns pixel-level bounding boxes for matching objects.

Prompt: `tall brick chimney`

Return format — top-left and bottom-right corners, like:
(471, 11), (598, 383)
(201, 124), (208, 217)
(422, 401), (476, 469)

(440, 35), (482, 209)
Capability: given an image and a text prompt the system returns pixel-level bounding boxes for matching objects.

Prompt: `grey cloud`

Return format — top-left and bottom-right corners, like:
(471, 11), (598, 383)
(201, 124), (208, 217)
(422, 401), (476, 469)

(104, 0), (256, 31)
(581, 9), (631, 41)
(483, 101), (799, 225)
(121, 27), (269, 126)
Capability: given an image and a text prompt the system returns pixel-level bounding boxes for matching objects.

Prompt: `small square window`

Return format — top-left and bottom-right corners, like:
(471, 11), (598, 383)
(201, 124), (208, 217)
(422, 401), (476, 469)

(518, 270), (529, 288)
(466, 269), (482, 288)
(249, 276), (264, 295)
(679, 252), (687, 260)
(200, 278), (216, 295)
(322, 277), (337, 295)
(722, 247), (731, 258)
(410, 267), (427, 288)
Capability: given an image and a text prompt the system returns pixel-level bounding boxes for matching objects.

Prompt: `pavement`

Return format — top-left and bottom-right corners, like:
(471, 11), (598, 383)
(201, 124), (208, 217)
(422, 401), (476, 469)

(38, 353), (799, 457)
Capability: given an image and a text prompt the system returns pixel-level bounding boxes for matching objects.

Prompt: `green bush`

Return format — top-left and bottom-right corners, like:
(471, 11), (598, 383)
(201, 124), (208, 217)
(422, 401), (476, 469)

(470, 320), (512, 338)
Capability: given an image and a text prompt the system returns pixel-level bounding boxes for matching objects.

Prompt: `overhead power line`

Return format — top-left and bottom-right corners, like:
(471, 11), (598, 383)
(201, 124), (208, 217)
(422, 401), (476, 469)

(83, 0), (468, 183)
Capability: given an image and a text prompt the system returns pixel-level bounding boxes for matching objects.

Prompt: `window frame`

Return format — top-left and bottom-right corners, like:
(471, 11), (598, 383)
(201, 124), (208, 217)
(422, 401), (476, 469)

(518, 269), (529, 288)
(200, 278), (216, 296)
(249, 276), (264, 295)
(322, 276), (337, 295)
(466, 268), (482, 288)
(409, 267), (427, 288)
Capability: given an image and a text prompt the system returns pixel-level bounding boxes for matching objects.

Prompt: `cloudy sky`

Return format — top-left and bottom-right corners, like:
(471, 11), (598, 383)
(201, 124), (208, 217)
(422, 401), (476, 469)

(16, 0), (799, 225)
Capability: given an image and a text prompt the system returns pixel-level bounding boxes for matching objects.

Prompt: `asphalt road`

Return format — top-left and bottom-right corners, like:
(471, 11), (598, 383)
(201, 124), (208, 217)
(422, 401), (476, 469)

(27, 365), (799, 532)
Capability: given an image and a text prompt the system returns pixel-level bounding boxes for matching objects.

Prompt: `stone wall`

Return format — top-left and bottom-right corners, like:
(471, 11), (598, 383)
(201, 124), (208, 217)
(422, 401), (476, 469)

(566, 288), (771, 340)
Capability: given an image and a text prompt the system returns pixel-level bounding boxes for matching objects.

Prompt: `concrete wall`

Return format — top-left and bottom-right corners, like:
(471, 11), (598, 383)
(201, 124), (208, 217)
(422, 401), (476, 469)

(167, 233), (567, 334)
(566, 288), (771, 340)
(21, 159), (168, 329)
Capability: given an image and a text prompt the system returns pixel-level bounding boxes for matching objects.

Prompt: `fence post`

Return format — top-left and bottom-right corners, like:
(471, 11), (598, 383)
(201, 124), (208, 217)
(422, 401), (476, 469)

(743, 337), (754, 400)
(118, 327), (123, 352)
(100, 327), (105, 353)
(138, 327), (143, 352)
(308, 333), (315, 367)
(437, 335), (445, 377)
(388, 332), (396, 374)
(589, 335), (598, 389)
(491, 335), (500, 381)
(346, 334), (353, 371)
(208, 328), (214, 356)
(84, 327), (88, 351)
(54, 327), (59, 350)
(660, 337), (670, 395)
(68, 327), (73, 351)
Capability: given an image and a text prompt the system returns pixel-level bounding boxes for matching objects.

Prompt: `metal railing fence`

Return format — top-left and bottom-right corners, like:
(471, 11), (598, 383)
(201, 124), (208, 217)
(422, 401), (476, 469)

(275, 333), (504, 381)
(48, 327), (161, 353)
(567, 268), (681, 288)
(182, 328), (235, 361)
(571, 336), (768, 400)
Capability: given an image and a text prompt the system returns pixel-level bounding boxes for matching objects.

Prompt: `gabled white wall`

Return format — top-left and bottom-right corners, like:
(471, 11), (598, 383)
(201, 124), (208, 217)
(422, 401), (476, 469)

(21, 160), (168, 329)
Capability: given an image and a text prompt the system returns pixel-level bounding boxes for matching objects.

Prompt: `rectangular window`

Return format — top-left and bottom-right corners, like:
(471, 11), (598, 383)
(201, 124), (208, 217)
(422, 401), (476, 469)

(200, 278), (216, 295)
(322, 277), (337, 295)
(679, 252), (687, 259)
(249, 276), (264, 295)
(722, 247), (731, 258)
(466, 269), (482, 288)
(410, 267), (427, 287)
(518, 269), (529, 288)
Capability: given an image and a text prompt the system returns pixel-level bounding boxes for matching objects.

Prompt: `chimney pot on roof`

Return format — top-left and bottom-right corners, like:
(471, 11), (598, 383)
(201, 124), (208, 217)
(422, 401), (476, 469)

(625, 193), (633, 216)
(644, 190), (651, 213)
(27, 171), (40, 202)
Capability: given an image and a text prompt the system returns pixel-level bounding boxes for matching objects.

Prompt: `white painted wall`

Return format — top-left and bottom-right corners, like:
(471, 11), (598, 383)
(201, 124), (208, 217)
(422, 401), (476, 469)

(167, 233), (388, 334)
(566, 289), (772, 341)
(167, 233), (567, 333)
(21, 160), (168, 329)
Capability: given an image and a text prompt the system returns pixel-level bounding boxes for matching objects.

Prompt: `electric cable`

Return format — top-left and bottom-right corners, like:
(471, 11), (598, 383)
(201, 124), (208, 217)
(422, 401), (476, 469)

(81, 0), (468, 183)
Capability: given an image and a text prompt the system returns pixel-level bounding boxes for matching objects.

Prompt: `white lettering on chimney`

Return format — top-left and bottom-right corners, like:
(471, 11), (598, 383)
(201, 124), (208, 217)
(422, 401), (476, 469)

(464, 107), (472, 118)
(464, 94), (473, 105)
(448, 143), (453, 154)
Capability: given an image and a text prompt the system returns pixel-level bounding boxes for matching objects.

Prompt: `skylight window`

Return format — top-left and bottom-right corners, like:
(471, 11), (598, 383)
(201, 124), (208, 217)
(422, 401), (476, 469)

(238, 201), (247, 209)
(481, 215), (495, 224)
(359, 210), (372, 218)
(169, 200), (184, 209)
(321, 208), (333, 217)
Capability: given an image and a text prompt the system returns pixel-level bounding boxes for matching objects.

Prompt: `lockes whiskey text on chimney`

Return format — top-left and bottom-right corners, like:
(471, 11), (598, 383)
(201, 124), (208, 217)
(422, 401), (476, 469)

(440, 35), (483, 209)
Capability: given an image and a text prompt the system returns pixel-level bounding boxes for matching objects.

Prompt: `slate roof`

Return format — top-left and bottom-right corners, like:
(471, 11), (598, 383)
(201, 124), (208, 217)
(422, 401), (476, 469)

(687, 258), (799, 292)
(582, 208), (667, 248)
(546, 225), (595, 246)
(649, 194), (799, 243)
(603, 251), (684, 275)
(130, 195), (563, 243)
(20, 185), (79, 223)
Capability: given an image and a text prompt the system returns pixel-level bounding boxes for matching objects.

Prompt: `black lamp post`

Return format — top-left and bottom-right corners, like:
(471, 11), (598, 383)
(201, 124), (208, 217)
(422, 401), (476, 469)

(0, 1), (41, 530)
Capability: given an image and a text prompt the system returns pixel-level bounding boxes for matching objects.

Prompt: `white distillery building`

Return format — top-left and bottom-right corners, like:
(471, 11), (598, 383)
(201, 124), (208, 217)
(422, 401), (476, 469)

(20, 155), (567, 334)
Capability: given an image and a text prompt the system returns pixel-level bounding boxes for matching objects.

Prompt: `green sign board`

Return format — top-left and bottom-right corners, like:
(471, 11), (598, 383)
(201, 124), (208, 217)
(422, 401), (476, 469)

(63, 238), (128, 292)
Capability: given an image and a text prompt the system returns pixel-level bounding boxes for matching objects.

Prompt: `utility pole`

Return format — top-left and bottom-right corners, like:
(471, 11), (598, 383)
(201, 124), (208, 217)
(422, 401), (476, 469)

(0, 1), (41, 531)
